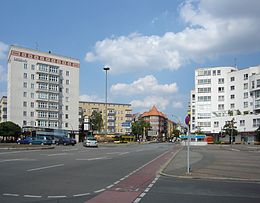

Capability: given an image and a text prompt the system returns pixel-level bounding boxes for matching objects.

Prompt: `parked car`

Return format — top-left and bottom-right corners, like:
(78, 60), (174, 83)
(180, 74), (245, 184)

(31, 136), (52, 145)
(55, 137), (76, 146)
(17, 137), (32, 144)
(83, 137), (98, 147)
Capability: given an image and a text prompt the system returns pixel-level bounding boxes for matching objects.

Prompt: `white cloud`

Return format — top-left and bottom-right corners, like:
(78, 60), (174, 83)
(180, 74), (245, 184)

(111, 75), (178, 96)
(79, 94), (104, 102)
(85, 0), (260, 74)
(130, 96), (170, 111)
(0, 41), (8, 60)
(172, 101), (183, 109)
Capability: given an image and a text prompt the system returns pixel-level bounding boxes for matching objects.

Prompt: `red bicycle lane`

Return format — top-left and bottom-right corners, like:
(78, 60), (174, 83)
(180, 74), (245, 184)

(85, 145), (182, 203)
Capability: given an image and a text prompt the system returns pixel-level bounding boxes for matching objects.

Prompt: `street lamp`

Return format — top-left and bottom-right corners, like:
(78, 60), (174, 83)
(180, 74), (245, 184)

(103, 66), (110, 137)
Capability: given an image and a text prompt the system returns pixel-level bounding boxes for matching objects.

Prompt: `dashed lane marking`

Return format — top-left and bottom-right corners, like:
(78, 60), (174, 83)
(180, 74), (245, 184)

(3, 193), (19, 197)
(27, 164), (64, 172)
(73, 193), (90, 197)
(24, 195), (42, 198)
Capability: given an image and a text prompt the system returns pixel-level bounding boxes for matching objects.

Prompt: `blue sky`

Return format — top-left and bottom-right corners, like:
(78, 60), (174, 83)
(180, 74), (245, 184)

(1, 0), (260, 123)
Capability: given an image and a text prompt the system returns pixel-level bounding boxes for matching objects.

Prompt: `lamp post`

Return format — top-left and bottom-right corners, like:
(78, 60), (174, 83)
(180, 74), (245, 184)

(103, 66), (110, 137)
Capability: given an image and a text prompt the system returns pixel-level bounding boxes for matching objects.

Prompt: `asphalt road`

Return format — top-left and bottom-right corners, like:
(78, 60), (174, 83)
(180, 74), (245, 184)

(0, 143), (174, 203)
(140, 176), (260, 203)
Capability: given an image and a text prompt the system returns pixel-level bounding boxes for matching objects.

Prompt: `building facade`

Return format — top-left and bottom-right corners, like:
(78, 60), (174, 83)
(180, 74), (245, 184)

(79, 101), (132, 135)
(190, 66), (260, 143)
(7, 45), (80, 134)
(141, 106), (168, 141)
(0, 96), (7, 123)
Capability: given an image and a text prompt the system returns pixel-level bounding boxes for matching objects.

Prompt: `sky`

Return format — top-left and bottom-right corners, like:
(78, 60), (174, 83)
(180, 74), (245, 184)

(1, 0), (260, 123)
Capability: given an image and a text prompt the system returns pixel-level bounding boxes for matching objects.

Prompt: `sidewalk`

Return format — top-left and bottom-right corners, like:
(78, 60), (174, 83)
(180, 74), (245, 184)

(162, 144), (260, 182)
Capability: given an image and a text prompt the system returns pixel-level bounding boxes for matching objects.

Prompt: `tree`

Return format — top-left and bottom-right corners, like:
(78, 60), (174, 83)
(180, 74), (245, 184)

(132, 119), (150, 137)
(222, 118), (238, 143)
(90, 111), (103, 133)
(0, 121), (21, 142)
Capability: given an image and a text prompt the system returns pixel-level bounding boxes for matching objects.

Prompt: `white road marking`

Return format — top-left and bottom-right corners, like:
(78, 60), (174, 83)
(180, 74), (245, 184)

(0, 150), (42, 155)
(139, 193), (146, 197)
(3, 193), (19, 197)
(76, 157), (107, 161)
(94, 189), (105, 193)
(118, 152), (129, 155)
(114, 181), (120, 185)
(24, 194), (42, 198)
(106, 152), (122, 155)
(48, 195), (66, 198)
(47, 153), (68, 156)
(133, 198), (142, 203)
(106, 184), (114, 189)
(73, 193), (90, 197)
(0, 158), (36, 163)
(27, 164), (64, 172)
(62, 148), (78, 152)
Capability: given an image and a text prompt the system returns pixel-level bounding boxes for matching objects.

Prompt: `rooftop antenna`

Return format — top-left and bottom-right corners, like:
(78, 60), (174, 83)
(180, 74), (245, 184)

(35, 42), (39, 50)
(234, 57), (237, 68)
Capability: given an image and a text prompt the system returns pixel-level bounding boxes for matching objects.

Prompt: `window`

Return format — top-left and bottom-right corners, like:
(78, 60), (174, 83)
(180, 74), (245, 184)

(49, 84), (59, 92)
(230, 103), (235, 109)
(66, 71), (70, 76)
(24, 63), (27, 69)
(252, 81), (255, 89)
(38, 64), (48, 72)
(38, 120), (47, 127)
(49, 75), (59, 82)
(231, 95), (235, 99)
(244, 92), (248, 99)
(218, 95), (224, 101)
(66, 88), (69, 93)
(255, 100), (260, 108)
(38, 93), (48, 99)
(244, 102), (248, 108)
(31, 83), (34, 89)
(31, 102), (34, 108)
(218, 87), (224, 93)
(31, 74), (35, 80)
(244, 74), (248, 80)
(218, 104), (224, 110)
(65, 114), (68, 119)
(214, 121), (219, 127)
(23, 82), (27, 88)
(213, 70), (216, 76)
(256, 91), (260, 98)
(38, 111), (47, 118)
(198, 70), (211, 76)
(253, 118), (260, 127)
(31, 112), (34, 117)
(198, 79), (211, 85)
(230, 77), (235, 82)
(39, 102), (47, 109)
(39, 83), (48, 90)
(66, 79), (69, 85)
(23, 111), (27, 116)
(244, 83), (248, 90)
(218, 78), (224, 84)
(49, 66), (58, 73)
(31, 93), (34, 98)
(65, 123), (68, 128)
(65, 105), (68, 111)
(49, 93), (59, 101)
(49, 103), (58, 110)
(217, 70), (221, 75)
(39, 73), (48, 81)
(23, 120), (27, 126)
(24, 73), (28, 79)
(198, 87), (211, 93)
(23, 101), (27, 107)
(240, 120), (245, 126)
(230, 86), (235, 91)
(31, 65), (35, 70)
(257, 79), (260, 88)
(23, 92), (27, 97)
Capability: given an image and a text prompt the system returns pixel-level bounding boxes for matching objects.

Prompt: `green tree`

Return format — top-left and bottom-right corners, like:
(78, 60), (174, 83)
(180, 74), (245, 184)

(90, 111), (103, 133)
(222, 118), (238, 143)
(172, 129), (180, 137)
(0, 121), (21, 142)
(132, 119), (150, 136)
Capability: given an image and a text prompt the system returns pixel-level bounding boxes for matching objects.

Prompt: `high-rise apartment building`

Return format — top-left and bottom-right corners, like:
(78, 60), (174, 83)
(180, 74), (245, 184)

(7, 45), (80, 134)
(190, 66), (260, 143)
(0, 96), (7, 123)
(79, 101), (132, 135)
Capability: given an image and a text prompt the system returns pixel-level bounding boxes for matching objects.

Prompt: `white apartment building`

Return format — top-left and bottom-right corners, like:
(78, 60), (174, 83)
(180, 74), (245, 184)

(7, 45), (80, 136)
(190, 66), (260, 142)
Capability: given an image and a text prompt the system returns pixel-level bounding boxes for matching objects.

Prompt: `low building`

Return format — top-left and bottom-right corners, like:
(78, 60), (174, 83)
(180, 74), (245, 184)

(79, 101), (132, 135)
(141, 106), (168, 141)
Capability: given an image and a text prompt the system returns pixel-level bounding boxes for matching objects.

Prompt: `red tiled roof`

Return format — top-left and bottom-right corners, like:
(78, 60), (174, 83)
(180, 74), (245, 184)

(141, 105), (167, 119)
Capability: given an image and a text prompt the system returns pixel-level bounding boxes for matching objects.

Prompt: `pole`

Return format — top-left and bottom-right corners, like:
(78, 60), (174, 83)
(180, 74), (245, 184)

(187, 126), (190, 174)
(103, 67), (110, 137)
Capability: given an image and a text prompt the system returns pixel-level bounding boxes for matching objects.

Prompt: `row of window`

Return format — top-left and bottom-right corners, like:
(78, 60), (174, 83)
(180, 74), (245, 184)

(213, 119), (260, 128)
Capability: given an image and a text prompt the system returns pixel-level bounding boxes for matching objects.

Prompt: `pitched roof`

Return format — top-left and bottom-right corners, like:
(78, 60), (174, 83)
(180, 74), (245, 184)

(141, 105), (167, 119)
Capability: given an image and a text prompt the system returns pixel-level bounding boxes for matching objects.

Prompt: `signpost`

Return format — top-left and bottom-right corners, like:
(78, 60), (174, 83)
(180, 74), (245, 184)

(185, 114), (191, 174)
